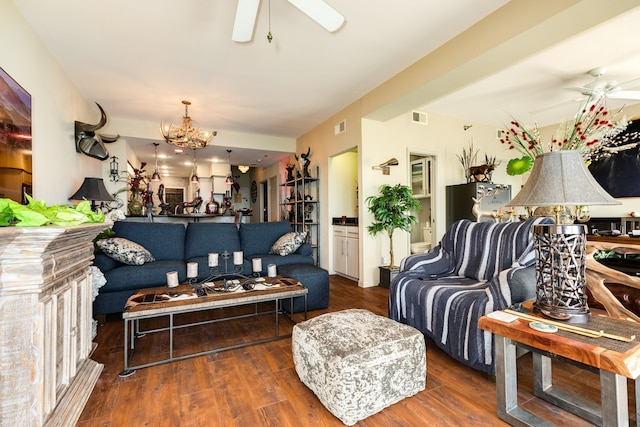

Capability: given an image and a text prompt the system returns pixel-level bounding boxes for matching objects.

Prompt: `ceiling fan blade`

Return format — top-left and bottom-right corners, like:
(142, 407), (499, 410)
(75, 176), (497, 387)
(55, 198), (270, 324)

(609, 90), (640, 100)
(530, 97), (585, 115)
(232, 0), (261, 42)
(617, 77), (640, 90)
(287, 0), (345, 32)
(565, 86), (597, 96)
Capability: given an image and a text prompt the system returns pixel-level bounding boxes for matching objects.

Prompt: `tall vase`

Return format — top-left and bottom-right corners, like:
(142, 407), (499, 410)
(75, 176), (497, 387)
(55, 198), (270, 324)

(128, 191), (143, 216)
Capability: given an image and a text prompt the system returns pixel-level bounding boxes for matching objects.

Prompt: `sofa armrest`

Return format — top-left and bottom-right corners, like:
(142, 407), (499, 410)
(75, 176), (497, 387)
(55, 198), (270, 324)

(398, 245), (454, 276)
(295, 243), (313, 257)
(93, 252), (122, 273)
(483, 264), (537, 310)
(506, 265), (537, 304)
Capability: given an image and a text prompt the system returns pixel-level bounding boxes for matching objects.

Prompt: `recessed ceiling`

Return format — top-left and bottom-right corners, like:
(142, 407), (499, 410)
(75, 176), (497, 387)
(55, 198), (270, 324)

(13, 0), (508, 175)
(12, 1), (640, 177)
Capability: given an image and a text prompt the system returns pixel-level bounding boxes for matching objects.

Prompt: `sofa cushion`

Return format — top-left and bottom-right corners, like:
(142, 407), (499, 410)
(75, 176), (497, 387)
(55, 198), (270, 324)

(249, 253), (314, 271)
(100, 259), (187, 293)
(239, 221), (293, 256)
(184, 223), (241, 260)
(112, 221), (186, 261)
(96, 237), (155, 265)
(270, 231), (307, 256)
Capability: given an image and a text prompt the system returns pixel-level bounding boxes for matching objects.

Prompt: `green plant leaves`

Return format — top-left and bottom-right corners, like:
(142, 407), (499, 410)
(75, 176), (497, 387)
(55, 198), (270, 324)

(365, 184), (421, 236)
(0, 196), (105, 227)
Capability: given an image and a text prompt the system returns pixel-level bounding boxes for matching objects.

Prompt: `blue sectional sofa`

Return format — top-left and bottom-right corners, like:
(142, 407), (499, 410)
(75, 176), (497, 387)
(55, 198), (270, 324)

(93, 220), (328, 316)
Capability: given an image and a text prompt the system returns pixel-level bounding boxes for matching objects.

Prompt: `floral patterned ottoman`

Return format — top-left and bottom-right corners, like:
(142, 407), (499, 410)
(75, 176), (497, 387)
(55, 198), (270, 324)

(292, 309), (426, 425)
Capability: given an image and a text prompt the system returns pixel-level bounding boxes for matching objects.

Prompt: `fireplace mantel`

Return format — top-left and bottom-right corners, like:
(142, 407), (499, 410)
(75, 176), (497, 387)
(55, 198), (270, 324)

(0, 223), (106, 426)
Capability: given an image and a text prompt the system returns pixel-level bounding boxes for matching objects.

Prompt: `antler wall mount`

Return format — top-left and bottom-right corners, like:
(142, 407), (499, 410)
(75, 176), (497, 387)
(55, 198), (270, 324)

(74, 103), (120, 160)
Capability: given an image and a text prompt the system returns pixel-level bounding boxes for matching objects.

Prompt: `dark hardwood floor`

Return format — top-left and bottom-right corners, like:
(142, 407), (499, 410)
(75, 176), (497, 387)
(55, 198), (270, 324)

(77, 275), (635, 426)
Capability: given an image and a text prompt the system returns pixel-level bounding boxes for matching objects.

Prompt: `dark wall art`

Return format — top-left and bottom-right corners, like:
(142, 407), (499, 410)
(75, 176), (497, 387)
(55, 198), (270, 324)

(588, 119), (640, 198)
(0, 67), (32, 203)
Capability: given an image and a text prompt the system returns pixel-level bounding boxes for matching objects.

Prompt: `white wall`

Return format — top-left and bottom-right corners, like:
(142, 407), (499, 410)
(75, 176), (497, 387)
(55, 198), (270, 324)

(329, 150), (358, 219)
(356, 110), (523, 286)
(2, 1), (108, 204)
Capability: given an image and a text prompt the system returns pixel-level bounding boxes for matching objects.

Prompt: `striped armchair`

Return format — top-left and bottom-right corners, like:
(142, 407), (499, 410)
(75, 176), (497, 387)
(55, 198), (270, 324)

(389, 217), (553, 374)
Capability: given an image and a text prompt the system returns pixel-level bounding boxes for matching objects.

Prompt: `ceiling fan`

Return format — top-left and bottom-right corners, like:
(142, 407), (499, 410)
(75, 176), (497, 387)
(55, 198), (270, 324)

(531, 67), (640, 115)
(232, 0), (345, 42)
(565, 66), (640, 101)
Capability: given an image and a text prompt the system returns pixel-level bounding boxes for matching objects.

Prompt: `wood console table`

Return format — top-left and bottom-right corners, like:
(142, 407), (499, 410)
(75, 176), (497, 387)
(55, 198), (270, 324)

(0, 224), (105, 426)
(587, 236), (640, 322)
(479, 309), (640, 426)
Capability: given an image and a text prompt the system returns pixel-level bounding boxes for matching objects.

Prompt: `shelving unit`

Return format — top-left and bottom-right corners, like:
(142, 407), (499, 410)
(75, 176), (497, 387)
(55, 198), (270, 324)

(281, 166), (320, 265)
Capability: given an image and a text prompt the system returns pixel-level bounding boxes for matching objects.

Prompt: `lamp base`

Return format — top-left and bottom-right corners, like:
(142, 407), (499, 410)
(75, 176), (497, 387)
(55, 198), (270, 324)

(533, 224), (590, 324)
(534, 303), (590, 324)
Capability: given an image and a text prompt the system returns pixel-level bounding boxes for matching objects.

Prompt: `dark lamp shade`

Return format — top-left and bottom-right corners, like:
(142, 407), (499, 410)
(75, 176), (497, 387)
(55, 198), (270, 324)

(69, 177), (115, 203)
(507, 150), (619, 207)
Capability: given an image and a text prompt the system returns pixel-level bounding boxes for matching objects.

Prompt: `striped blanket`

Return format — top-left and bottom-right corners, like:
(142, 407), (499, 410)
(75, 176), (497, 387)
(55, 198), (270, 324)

(389, 217), (553, 373)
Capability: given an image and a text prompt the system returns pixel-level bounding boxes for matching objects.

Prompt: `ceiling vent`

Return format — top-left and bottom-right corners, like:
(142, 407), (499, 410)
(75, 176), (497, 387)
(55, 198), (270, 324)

(334, 120), (346, 135)
(412, 110), (428, 125)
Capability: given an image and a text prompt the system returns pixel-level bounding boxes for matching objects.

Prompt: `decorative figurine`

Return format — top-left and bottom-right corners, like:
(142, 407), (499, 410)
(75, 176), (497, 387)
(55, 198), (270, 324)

(295, 147), (311, 177)
(285, 163), (296, 181)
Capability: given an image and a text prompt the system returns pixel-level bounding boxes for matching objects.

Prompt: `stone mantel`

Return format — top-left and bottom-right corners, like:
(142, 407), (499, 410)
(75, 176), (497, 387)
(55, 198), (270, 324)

(0, 222), (106, 426)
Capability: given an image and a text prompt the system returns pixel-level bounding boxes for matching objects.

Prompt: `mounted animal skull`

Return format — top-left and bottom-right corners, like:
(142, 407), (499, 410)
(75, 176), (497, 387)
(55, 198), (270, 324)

(74, 103), (120, 160)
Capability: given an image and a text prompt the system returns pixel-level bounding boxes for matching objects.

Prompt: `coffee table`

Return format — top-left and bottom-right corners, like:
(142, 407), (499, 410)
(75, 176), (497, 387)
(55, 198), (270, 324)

(120, 276), (307, 376)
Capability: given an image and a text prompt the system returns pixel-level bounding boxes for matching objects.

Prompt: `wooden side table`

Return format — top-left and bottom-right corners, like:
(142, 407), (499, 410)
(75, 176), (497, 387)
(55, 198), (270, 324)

(478, 308), (640, 426)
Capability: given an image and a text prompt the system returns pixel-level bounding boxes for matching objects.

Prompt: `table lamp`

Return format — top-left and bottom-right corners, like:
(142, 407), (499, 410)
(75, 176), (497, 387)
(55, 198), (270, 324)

(507, 150), (619, 323)
(69, 177), (115, 211)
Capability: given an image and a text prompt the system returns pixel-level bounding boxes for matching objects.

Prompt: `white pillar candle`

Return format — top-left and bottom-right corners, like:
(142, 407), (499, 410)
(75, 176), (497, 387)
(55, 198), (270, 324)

(208, 252), (219, 267)
(187, 262), (198, 278)
(252, 258), (262, 273)
(267, 264), (277, 278)
(233, 251), (243, 265)
(166, 271), (179, 288)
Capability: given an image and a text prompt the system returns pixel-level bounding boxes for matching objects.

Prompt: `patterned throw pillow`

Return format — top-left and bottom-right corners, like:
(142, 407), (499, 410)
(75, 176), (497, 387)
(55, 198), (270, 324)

(269, 232), (307, 256)
(96, 237), (155, 265)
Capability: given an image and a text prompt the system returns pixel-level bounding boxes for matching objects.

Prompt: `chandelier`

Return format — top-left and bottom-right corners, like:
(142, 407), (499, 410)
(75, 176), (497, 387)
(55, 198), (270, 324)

(160, 100), (217, 149)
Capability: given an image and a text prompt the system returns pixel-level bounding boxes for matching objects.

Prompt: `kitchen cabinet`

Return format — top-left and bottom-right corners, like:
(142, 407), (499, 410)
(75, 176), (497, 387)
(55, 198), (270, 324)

(333, 225), (359, 279)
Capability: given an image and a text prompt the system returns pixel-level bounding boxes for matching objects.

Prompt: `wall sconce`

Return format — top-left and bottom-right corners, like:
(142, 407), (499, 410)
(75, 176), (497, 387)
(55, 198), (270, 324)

(372, 158), (399, 175)
(109, 156), (119, 182)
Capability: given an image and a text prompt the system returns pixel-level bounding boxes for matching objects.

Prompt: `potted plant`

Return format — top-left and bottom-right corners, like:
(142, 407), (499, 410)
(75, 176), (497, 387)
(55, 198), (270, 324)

(366, 184), (420, 287)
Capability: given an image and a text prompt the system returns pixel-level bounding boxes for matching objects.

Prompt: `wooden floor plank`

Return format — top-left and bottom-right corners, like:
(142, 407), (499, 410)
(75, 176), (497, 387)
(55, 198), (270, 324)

(78, 275), (636, 426)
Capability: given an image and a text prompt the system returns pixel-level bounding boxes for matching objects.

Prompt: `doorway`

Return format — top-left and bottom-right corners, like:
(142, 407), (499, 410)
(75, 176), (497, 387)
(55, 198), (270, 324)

(409, 153), (436, 253)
